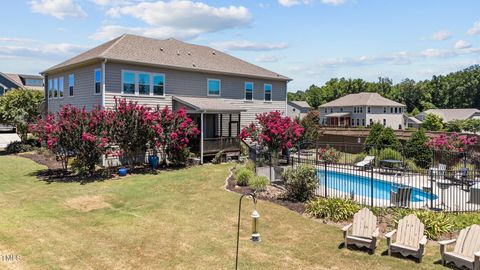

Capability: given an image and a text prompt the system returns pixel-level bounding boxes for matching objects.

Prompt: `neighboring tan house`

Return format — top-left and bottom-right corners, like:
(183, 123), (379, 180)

(416, 109), (480, 123)
(0, 72), (44, 95)
(41, 34), (290, 162)
(404, 115), (422, 129)
(319, 92), (406, 130)
(287, 101), (311, 119)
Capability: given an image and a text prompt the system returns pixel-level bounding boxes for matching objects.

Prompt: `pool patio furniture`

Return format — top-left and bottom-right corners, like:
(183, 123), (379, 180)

(439, 224), (480, 270)
(470, 183), (480, 204)
(390, 186), (413, 208)
(453, 168), (478, 191)
(385, 214), (427, 263)
(436, 179), (453, 210)
(430, 163), (447, 179)
(341, 208), (379, 254)
(355, 156), (375, 169)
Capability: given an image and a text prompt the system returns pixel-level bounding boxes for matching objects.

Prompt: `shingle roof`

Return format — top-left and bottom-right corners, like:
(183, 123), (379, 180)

(288, 101), (311, 109)
(0, 72), (44, 91)
(173, 96), (246, 113)
(319, 92), (405, 107)
(421, 109), (480, 122)
(42, 34), (290, 81)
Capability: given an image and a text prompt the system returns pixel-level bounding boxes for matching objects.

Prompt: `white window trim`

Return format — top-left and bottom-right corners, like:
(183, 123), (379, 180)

(58, 76), (64, 99)
(94, 68), (102, 95)
(68, 74), (74, 97)
(53, 77), (59, 99)
(48, 79), (53, 99)
(207, 78), (221, 96)
(152, 73), (166, 97)
(244, 81), (254, 101)
(264, 83), (272, 102)
(121, 70), (166, 97)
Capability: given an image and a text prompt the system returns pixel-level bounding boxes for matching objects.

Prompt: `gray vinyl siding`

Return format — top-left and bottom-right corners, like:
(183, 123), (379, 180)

(105, 62), (287, 102)
(46, 63), (102, 112)
(225, 99), (286, 128)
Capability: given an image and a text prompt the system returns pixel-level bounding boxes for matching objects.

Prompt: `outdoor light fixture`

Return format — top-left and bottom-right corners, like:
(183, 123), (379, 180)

(235, 192), (260, 270)
(250, 209), (260, 242)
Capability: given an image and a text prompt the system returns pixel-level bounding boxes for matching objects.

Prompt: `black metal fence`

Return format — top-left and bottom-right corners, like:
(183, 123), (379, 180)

(287, 142), (480, 212)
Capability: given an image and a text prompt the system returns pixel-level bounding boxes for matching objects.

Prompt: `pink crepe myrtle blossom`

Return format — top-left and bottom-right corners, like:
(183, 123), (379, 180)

(427, 133), (477, 152)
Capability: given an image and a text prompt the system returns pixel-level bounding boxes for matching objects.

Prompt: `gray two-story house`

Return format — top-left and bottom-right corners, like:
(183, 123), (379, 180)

(41, 34), (290, 162)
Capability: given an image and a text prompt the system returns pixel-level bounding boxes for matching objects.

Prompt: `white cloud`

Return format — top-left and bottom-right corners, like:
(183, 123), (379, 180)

(93, 1), (251, 40)
(0, 37), (36, 43)
(467, 21), (480, 35)
(0, 38), (87, 60)
(30, 0), (87, 19)
(320, 0), (346, 5)
(454, 40), (471, 50)
(91, 0), (132, 6)
(427, 30), (452, 41)
(255, 55), (283, 63)
(211, 40), (288, 51)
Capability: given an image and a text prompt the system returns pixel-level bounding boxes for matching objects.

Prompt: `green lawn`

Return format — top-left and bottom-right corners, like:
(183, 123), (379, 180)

(0, 155), (447, 269)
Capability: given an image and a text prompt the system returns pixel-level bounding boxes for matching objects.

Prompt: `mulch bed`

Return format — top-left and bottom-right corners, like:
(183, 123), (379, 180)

(225, 171), (305, 214)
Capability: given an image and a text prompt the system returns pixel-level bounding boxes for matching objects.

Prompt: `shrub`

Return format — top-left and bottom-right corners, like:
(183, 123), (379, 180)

(364, 123), (384, 151)
(169, 147), (190, 166)
(282, 165), (318, 202)
(244, 159), (256, 172)
(377, 127), (401, 150)
(235, 167), (254, 186)
(421, 113), (444, 131)
(6, 141), (35, 154)
(300, 110), (321, 141)
(377, 148), (402, 162)
(212, 150), (224, 164)
(249, 176), (269, 192)
(404, 129), (432, 168)
(392, 209), (453, 239)
(305, 197), (361, 222)
(317, 145), (341, 163)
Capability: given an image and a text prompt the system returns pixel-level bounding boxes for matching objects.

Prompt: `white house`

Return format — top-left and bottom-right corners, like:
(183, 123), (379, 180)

(319, 92), (406, 130)
(416, 109), (480, 123)
(287, 101), (312, 119)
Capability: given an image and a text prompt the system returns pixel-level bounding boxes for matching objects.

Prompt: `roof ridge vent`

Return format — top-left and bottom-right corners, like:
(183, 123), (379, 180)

(187, 51), (191, 56)
(212, 51), (216, 55)
(160, 47), (164, 51)
(192, 62), (196, 67)
(177, 50), (180, 55)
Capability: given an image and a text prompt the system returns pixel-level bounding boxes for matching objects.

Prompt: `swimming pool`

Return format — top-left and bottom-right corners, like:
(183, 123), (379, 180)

(317, 170), (437, 202)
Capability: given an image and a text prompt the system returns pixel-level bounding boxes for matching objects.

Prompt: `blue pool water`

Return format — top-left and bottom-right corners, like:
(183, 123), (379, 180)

(317, 170), (437, 202)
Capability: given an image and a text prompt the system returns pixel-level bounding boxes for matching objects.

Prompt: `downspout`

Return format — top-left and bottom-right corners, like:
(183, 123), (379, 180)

(101, 59), (107, 108)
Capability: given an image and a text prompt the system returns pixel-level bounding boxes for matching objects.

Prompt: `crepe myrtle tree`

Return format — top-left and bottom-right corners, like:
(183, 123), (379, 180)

(240, 111), (304, 159)
(427, 133), (477, 152)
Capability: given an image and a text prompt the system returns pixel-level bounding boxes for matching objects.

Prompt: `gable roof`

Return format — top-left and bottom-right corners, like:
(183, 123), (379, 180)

(319, 92), (405, 107)
(42, 34), (290, 81)
(420, 108), (480, 122)
(0, 72), (44, 91)
(288, 101), (311, 109)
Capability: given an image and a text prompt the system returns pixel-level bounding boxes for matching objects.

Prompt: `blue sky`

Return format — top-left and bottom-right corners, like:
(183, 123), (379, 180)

(1, 0), (480, 91)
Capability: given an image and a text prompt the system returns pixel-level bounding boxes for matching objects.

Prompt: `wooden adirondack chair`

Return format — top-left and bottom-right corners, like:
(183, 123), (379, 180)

(439, 224), (480, 270)
(385, 214), (427, 262)
(341, 208), (380, 253)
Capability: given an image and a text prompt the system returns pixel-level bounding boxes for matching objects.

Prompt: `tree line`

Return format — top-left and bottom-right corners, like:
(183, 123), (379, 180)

(288, 65), (480, 114)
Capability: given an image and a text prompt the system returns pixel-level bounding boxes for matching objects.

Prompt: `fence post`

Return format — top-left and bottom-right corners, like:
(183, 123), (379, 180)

(324, 161), (328, 198)
(430, 169), (434, 210)
(269, 153), (272, 184)
(370, 164), (374, 208)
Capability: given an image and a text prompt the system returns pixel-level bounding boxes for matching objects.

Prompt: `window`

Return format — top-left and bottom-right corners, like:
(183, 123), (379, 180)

(59, 77), (64, 98)
(360, 107), (363, 113)
(207, 79), (220, 96)
(25, 79), (43, 86)
(370, 119), (373, 125)
(122, 71), (135, 94)
(245, 82), (253, 100)
(394, 107), (398, 113)
(340, 107), (343, 112)
(398, 124), (402, 130)
(390, 107), (393, 113)
(48, 79), (53, 99)
(53, 78), (58, 98)
(264, 84), (272, 101)
(368, 107), (371, 113)
(94, 69), (101, 94)
(356, 119), (360, 126)
(351, 118), (354, 126)
(138, 73), (150, 95)
(69, 74), (74, 96)
(399, 107), (402, 113)
(330, 108), (333, 113)
(324, 108), (327, 113)
(362, 119), (365, 126)
(153, 74), (165, 96)
(383, 119), (386, 126)
(354, 107), (357, 113)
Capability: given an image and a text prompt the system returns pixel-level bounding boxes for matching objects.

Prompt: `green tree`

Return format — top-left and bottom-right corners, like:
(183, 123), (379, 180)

(0, 89), (44, 141)
(305, 85), (323, 109)
(300, 110), (320, 141)
(404, 129), (432, 168)
(411, 107), (420, 117)
(444, 120), (465, 132)
(421, 113), (444, 131)
(364, 123), (384, 151)
(377, 127), (401, 150)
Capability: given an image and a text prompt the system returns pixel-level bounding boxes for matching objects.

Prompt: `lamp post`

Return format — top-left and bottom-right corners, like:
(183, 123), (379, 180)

(235, 192), (260, 270)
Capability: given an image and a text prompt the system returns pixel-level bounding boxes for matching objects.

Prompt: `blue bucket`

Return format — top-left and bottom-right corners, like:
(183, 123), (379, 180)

(118, 168), (128, 176)
(148, 155), (159, 170)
